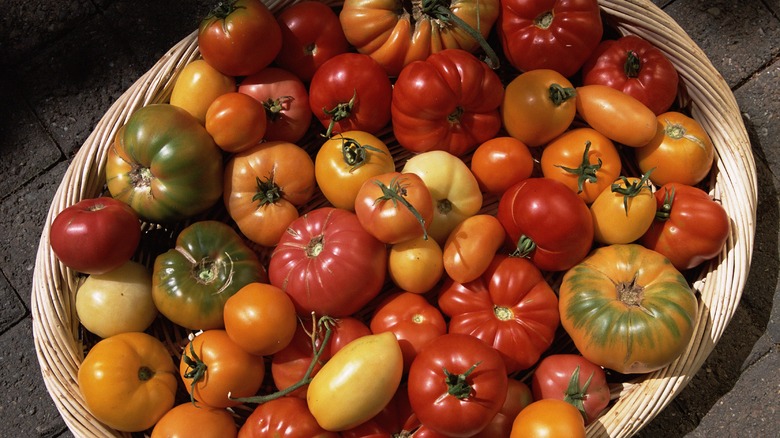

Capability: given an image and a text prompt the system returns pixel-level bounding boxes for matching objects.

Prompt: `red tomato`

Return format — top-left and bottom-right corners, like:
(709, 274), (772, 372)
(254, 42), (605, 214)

(582, 35), (679, 115)
(268, 207), (388, 316)
(470, 137), (534, 195)
(370, 292), (447, 372)
(391, 49), (504, 156)
(49, 197), (141, 274)
(274, 1), (350, 82)
(354, 172), (435, 244)
(238, 67), (312, 143)
(308, 53), (393, 137)
(340, 384), (415, 437)
(640, 183), (730, 270)
(271, 316), (371, 398)
(498, 0), (603, 77)
(198, 0), (282, 76)
(407, 333), (508, 437)
(239, 396), (339, 438)
(438, 255), (560, 374)
(497, 178), (594, 271)
(531, 354), (610, 425)
(205, 91), (267, 153)
(473, 380), (533, 438)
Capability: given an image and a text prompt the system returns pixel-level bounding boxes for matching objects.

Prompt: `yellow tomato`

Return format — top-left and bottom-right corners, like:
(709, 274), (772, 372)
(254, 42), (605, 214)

(575, 84), (657, 147)
(590, 175), (657, 244)
(78, 332), (178, 432)
(169, 59), (235, 123)
(388, 235), (444, 294)
(307, 331), (403, 431)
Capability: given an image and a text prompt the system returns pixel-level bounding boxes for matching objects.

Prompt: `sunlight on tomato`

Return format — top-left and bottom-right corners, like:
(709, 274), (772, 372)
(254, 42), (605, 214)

(387, 235), (444, 294)
(470, 136), (534, 195)
(170, 59), (235, 123)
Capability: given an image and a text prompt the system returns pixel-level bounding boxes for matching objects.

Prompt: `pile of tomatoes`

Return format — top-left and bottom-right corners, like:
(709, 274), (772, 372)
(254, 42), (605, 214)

(47, 0), (734, 436)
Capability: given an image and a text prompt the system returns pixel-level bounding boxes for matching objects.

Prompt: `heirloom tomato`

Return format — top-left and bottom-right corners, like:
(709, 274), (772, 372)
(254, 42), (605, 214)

(438, 254), (560, 373)
(198, 0), (282, 77)
(238, 67), (312, 143)
(271, 316), (371, 398)
(308, 332), (404, 431)
(179, 329), (266, 408)
(315, 131), (396, 210)
(274, 1), (349, 82)
(582, 34), (680, 115)
(223, 282), (297, 356)
(76, 260), (157, 339)
(640, 183), (730, 270)
(635, 111), (715, 187)
(474, 379), (533, 438)
(540, 127), (622, 204)
(152, 220), (267, 330)
(106, 104), (223, 223)
(559, 244), (698, 374)
(497, 178), (594, 271)
(470, 136), (534, 195)
(498, 0), (603, 77)
(391, 49), (504, 156)
(169, 59), (236, 123)
(205, 91), (266, 153)
(575, 84), (658, 147)
(308, 52), (392, 137)
(340, 384), (415, 437)
(49, 196), (140, 275)
(442, 214), (506, 284)
(408, 333), (508, 437)
(354, 172), (434, 244)
(402, 150), (483, 244)
(223, 141), (316, 247)
(151, 402), (238, 438)
(590, 174), (657, 244)
(269, 207), (388, 316)
(78, 332), (178, 432)
(239, 397), (339, 438)
(531, 354), (610, 424)
(387, 235), (445, 294)
(501, 69), (577, 147)
(510, 399), (585, 438)
(370, 292), (448, 371)
(339, 0), (500, 77)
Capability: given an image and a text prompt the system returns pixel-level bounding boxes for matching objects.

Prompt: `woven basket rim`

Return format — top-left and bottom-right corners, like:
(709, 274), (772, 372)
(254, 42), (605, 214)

(31, 0), (757, 437)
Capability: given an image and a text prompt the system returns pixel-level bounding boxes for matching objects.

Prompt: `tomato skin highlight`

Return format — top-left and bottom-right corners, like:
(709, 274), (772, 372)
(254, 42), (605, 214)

(151, 403), (238, 438)
(470, 136), (534, 195)
(239, 396), (339, 438)
(510, 398), (586, 438)
(575, 84), (658, 147)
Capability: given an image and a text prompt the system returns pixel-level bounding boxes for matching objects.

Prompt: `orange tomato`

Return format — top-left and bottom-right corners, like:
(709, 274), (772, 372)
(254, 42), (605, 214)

(170, 59), (235, 123)
(575, 84), (657, 147)
(470, 136), (535, 195)
(590, 175), (657, 244)
(205, 92), (267, 153)
(510, 399), (585, 438)
(151, 402), (238, 438)
(387, 235), (445, 294)
(223, 282), (298, 356)
(442, 214), (506, 284)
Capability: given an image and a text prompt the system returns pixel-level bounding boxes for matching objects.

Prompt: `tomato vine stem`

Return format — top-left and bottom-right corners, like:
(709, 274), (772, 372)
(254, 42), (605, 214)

(373, 176), (429, 240)
(421, 0), (500, 69)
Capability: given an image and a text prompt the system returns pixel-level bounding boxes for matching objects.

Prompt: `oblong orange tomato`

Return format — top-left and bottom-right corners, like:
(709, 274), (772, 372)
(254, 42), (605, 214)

(170, 59), (236, 124)
(442, 214), (506, 284)
(205, 91), (267, 153)
(388, 235), (444, 294)
(223, 141), (316, 247)
(635, 111), (715, 186)
(470, 136), (534, 195)
(575, 84), (657, 147)
(541, 127), (621, 204)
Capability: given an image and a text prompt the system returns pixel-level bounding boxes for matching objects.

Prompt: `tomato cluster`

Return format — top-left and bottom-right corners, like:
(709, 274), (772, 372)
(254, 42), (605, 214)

(49, 0), (735, 436)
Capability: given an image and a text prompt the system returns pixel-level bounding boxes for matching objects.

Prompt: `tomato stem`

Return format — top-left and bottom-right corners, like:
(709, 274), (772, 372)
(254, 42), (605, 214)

(321, 89), (357, 138)
(563, 365), (594, 422)
(373, 176), (429, 240)
(205, 1), (243, 20)
(611, 168), (654, 216)
(421, 0), (500, 69)
(137, 366), (154, 382)
(181, 338), (208, 406)
(534, 10), (554, 29)
(335, 135), (387, 172)
(262, 96), (294, 122)
(443, 362), (481, 399)
(624, 51), (641, 78)
(549, 83), (577, 106)
(555, 141), (602, 194)
(655, 186), (675, 221)
(511, 235), (536, 259)
(253, 174), (283, 207)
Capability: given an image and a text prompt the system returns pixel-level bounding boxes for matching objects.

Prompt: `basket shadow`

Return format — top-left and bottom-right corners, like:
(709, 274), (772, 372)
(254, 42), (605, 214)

(634, 115), (778, 436)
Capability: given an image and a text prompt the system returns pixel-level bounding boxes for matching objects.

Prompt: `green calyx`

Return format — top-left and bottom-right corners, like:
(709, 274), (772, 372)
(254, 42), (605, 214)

(624, 50), (641, 78)
(322, 89), (357, 138)
(555, 141), (602, 194)
(420, 0), (500, 69)
(373, 176), (429, 240)
(563, 365), (595, 423)
(253, 175), (282, 207)
(443, 362), (481, 400)
(611, 169), (654, 216)
(337, 136), (387, 172)
(549, 83), (577, 106)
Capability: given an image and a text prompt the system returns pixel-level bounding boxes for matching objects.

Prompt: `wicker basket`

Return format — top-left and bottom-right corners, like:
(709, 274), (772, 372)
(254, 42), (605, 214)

(31, 0), (756, 436)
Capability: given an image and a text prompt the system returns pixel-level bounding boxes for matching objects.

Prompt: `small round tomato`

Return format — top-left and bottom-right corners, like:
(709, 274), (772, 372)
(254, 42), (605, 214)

(223, 282), (298, 356)
(315, 131), (396, 211)
(49, 196), (141, 275)
(575, 84), (658, 147)
(179, 329), (266, 408)
(501, 69), (577, 147)
(239, 396), (339, 438)
(205, 91), (267, 153)
(169, 59), (236, 123)
(76, 260), (157, 339)
(198, 0), (282, 77)
(370, 292), (447, 371)
(223, 141), (316, 247)
(151, 402), (238, 438)
(238, 67), (312, 143)
(274, 1), (350, 82)
(470, 136), (534, 195)
(387, 235), (445, 294)
(78, 332), (178, 432)
(474, 379), (533, 438)
(635, 111), (715, 186)
(442, 214), (506, 284)
(510, 399), (585, 438)
(540, 127), (622, 204)
(354, 172), (434, 244)
(590, 174), (657, 244)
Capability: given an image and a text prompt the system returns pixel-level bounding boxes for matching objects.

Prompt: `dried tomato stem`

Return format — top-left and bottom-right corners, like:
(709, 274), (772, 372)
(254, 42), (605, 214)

(321, 89), (357, 138)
